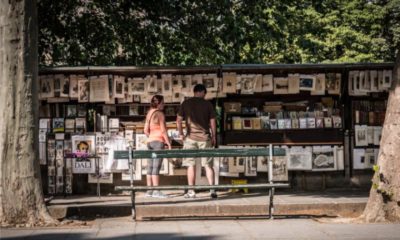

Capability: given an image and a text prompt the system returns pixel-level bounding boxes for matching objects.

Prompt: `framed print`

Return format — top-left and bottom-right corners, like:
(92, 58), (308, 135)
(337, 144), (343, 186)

(257, 155), (269, 172)
(299, 75), (316, 91)
(60, 75), (70, 98)
(135, 134), (148, 150)
(273, 77), (289, 94)
(378, 70), (385, 90)
(172, 75), (182, 91)
(245, 156), (257, 176)
(272, 155), (288, 182)
(113, 75), (125, 98)
(312, 146), (336, 171)
(326, 73), (341, 95)
(172, 92), (184, 103)
(78, 79), (89, 102)
(369, 70), (379, 92)
(311, 73), (326, 95)
(129, 104), (139, 116)
(69, 75), (83, 99)
(53, 74), (64, 97)
(262, 74), (273, 92)
(373, 126), (382, 145)
(364, 148), (375, 169)
(71, 135), (96, 155)
(361, 70), (372, 92)
(242, 118), (253, 129)
(162, 74), (173, 96)
(146, 75), (158, 93)
(203, 74), (218, 92)
(181, 75), (192, 93)
(222, 72), (237, 93)
(253, 74), (263, 92)
(287, 74), (300, 94)
(382, 69), (392, 89)
(287, 146), (312, 170)
(39, 75), (54, 99)
(240, 74), (256, 94)
(89, 75), (109, 102)
(235, 156), (246, 173)
(128, 77), (146, 95)
(353, 148), (366, 169)
(191, 74), (203, 86)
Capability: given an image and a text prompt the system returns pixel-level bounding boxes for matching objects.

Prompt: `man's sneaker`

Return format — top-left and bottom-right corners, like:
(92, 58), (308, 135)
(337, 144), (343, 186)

(145, 190), (153, 197)
(184, 190), (196, 198)
(210, 189), (218, 199)
(152, 190), (169, 199)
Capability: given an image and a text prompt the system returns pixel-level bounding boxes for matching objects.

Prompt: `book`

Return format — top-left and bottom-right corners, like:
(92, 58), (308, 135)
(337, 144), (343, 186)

(52, 118), (65, 133)
(277, 119), (285, 129)
(332, 116), (342, 128)
(307, 117), (316, 128)
(299, 118), (307, 129)
(252, 118), (262, 130)
(270, 119), (278, 130)
(232, 117), (242, 130)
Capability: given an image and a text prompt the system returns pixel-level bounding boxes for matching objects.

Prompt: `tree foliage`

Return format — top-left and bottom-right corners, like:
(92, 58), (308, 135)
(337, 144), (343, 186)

(38, 0), (400, 66)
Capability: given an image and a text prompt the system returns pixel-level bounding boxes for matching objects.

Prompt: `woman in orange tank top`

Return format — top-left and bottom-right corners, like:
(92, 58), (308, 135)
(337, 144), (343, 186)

(143, 95), (171, 198)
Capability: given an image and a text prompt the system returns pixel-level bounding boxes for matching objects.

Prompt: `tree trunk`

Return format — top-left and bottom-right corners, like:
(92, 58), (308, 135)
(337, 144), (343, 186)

(361, 52), (400, 222)
(0, 0), (55, 226)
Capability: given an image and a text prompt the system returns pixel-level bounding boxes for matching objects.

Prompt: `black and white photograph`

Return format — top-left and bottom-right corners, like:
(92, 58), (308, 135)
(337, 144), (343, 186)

(373, 126), (382, 145)
(222, 72), (237, 93)
(69, 75), (81, 99)
(144, 75), (156, 93)
(181, 75), (192, 93)
(273, 77), (289, 94)
(172, 75), (182, 91)
(353, 148), (366, 169)
(287, 146), (312, 170)
(191, 74), (203, 87)
(240, 75), (256, 94)
(311, 73), (326, 95)
(382, 69), (392, 89)
(257, 155), (269, 172)
(60, 75), (70, 98)
(128, 77), (146, 95)
(312, 146), (336, 171)
(161, 74), (173, 95)
(326, 73), (341, 95)
(299, 75), (316, 91)
(39, 75), (55, 99)
(369, 70), (379, 92)
(53, 74), (64, 97)
(113, 75), (125, 98)
(203, 74), (218, 92)
(272, 155), (288, 181)
(78, 79), (89, 102)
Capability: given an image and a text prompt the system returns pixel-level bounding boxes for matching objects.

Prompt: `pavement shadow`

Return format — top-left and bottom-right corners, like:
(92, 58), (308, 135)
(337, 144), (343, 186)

(143, 214), (337, 221)
(2, 232), (218, 240)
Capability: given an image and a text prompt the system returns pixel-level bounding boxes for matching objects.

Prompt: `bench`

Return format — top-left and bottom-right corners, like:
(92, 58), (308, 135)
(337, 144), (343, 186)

(114, 145), (289, 220)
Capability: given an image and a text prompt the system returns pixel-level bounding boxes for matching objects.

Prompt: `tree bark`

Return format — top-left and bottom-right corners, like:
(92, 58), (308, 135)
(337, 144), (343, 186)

(0, 0), (55, 225)
(361, 52), (400, 222)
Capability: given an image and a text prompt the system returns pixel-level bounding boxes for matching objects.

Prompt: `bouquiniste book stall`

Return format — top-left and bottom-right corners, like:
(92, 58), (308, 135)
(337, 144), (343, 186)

(38, 64), (393, 195)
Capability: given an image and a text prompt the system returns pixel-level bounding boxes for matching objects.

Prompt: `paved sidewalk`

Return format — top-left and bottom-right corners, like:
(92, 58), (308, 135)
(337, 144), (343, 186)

(47, 189), (369, 220)
(1, 217), (400, 240)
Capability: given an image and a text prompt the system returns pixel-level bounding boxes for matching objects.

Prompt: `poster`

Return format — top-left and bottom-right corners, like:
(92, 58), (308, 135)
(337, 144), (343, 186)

(89, 75), (110, 102)
(287, 146), (312, 170)
(71, 135), (96, 155)
(312, 146), (336, 171)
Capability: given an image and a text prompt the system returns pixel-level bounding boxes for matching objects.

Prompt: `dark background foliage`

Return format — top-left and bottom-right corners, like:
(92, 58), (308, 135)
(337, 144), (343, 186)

(38, 0), (400, 66)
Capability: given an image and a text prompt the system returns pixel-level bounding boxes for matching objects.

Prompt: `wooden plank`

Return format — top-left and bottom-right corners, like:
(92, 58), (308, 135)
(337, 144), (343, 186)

(115, 183), (290, 191)
(113, 147), (286, 160)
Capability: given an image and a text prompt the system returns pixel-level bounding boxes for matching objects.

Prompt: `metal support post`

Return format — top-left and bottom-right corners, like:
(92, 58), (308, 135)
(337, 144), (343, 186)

(128, 146), (136, 220)
(268, 144), (274, 219)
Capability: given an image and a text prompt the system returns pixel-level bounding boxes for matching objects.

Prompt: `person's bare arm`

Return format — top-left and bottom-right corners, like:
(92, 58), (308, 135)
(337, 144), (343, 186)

(158, 112), (171, 149)
(176, 115), (184, 140)
(210, 117), (217, 147)
(144, 113), (150, 137)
